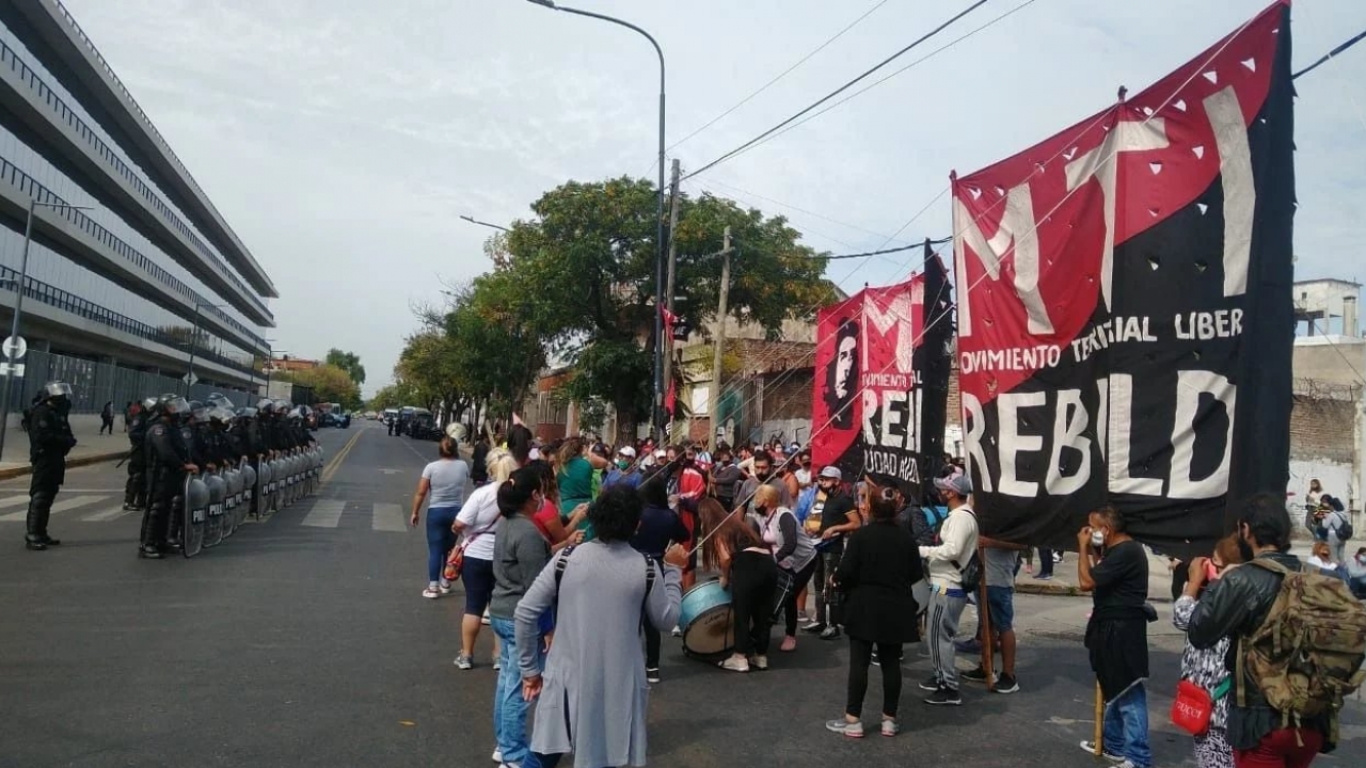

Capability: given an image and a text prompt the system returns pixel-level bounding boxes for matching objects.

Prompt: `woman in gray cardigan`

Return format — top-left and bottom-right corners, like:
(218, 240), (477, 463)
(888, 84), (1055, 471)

(515, 485), (686, 768)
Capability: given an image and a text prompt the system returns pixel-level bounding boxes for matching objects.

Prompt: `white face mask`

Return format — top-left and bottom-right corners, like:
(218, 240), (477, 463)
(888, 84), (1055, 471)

(1090, 529), (1107, 548)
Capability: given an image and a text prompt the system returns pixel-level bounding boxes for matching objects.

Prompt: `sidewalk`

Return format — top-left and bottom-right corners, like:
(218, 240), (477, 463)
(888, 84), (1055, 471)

(0, 414), (129, 478)
(1014, 539), (1322, 599)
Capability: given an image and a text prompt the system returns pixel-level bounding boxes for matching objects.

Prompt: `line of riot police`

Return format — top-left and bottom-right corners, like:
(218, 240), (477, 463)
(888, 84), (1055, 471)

(125, 394), (322, 559)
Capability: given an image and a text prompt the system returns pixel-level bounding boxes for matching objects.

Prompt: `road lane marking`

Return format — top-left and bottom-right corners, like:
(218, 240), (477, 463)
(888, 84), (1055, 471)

(83, 505), (136, 522)
(0, 495), (32, 510)
(300, 500), (346, 528)
(321, 429), (365, 485)
(371, 503), (406, 532)
(0, 494), (112, 521)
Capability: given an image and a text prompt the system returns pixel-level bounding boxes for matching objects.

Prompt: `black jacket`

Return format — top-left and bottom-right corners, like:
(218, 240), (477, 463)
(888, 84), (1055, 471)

(28, 400), (76, 464)
(1188, 551), (1331, 752)
(834, 519), (923, 645)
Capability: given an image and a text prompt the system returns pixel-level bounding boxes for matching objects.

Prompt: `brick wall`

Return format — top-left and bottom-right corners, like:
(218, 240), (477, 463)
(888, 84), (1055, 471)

(1289, 394), (1355, 464)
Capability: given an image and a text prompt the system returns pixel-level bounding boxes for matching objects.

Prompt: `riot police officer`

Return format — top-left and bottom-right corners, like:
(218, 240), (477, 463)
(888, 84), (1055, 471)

(122, 396), (157, 512)
(25, 381), (77, 551)
(140, 396), (198, 559)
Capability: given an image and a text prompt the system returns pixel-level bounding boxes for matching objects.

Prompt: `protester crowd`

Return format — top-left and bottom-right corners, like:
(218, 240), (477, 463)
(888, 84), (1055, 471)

(408, 428), (1364, 768)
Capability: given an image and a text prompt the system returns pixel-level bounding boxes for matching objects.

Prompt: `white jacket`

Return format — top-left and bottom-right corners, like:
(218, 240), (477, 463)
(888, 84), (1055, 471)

(919, 505), (980, 589)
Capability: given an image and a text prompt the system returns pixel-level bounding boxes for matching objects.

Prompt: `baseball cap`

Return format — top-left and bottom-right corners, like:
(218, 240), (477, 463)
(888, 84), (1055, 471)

(934, 473), (973, 496)
(818, 466), (843, 481)
(654, 449), (667, 459)
(618, 446), (637, 458)
(641, 454), (657, 468)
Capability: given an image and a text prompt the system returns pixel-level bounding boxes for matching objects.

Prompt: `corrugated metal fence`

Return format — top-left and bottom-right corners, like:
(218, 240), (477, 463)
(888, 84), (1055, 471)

(5, 349), (253, 414)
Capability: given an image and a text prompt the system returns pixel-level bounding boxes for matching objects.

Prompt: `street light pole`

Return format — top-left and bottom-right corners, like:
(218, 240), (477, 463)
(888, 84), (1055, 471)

(183, 301), (229, 397)
(525, 0), (667, 443)
(0, 197), (92, 463)
(459, 215), (510, 233)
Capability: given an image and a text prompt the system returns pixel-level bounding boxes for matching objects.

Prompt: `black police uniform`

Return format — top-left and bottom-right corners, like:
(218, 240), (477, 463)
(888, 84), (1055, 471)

(124, 409), (150, 510)
(26, 396), (76, 548)
(141, 417), (192, 557)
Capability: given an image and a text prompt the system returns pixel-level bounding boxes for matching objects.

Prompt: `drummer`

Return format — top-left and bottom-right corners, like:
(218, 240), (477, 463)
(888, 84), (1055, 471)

(698, 498), (779, 673)
(631, 477), (691, 684)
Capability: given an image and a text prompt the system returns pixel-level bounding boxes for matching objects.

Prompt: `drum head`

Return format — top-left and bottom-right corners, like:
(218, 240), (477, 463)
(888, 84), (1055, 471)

(682, 604), (735, 657)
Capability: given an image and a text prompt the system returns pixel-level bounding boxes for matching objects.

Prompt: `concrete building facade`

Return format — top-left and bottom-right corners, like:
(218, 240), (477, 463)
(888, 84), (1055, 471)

(0, 0), (275, 411)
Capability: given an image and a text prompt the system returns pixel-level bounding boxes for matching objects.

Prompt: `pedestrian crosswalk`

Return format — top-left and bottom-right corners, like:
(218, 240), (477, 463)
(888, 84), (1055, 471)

(0, 493), (415, 532)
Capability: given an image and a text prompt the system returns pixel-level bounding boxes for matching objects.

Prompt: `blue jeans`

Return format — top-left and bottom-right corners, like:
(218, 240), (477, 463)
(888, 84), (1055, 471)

(1103, 681), (1151, 768)
(426, 506), (458, 583)
(491, 617), (546, 766)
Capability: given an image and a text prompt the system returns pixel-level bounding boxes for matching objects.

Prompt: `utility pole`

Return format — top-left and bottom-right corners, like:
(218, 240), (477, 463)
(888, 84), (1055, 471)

(661, 158), (682, 440)
(709, 226), (732, 451)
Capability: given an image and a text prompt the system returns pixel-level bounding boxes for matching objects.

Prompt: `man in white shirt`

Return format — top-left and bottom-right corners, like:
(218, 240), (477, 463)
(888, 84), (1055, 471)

(918, 473), (979, 706)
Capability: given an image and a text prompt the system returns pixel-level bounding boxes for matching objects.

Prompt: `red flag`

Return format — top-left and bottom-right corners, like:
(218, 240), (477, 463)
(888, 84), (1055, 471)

(665, 378), (677, 417)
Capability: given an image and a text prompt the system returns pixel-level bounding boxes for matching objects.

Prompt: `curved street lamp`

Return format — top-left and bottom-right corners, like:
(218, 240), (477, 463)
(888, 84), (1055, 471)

(525, 0), (667, 441)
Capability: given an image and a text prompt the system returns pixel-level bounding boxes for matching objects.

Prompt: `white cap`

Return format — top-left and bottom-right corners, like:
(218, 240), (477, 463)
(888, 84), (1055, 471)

(618, 446), (637, 458)
(654, 449), (667, 459)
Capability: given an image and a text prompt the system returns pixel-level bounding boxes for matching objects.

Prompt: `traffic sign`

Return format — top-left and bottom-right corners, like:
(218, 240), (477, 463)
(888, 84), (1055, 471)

(182, 373), (199, 386)
(2, 336), (27, 360)
(0, 362), (26, 377)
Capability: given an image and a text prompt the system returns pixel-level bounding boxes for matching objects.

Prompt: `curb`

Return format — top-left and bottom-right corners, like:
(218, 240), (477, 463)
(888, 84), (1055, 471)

(1015, 581), (1084, 597)
(0, 451), (126, 481)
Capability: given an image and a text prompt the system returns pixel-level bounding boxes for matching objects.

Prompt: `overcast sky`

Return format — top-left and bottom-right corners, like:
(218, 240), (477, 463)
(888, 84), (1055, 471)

(64, 0), (1365, 396)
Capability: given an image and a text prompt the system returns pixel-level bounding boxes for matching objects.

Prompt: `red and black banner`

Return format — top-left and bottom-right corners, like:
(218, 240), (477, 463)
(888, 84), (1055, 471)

(811, 272), (930, 495)
(951, 1), (1294, 554)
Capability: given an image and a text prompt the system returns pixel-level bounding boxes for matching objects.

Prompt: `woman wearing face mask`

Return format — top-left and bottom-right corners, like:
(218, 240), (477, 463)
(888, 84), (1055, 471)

(752, 484), (818, 653)
(711, 449), (742, 511)
(1172, 534), (1245, 768)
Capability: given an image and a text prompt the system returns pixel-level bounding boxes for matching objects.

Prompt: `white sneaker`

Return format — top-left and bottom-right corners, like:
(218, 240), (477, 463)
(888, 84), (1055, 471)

(491, 749), (502, 763)
(481, 610), (491, 626)
(438, 579), (452, 595)
(422, 586), (440, 599)
(454, 655), (473, 670)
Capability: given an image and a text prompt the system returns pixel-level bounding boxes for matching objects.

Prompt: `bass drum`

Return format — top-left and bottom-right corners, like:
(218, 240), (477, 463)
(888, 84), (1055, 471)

(203, 472), (227, 548)
(678, 579), (734, 658)
(182, 474), (210, 559)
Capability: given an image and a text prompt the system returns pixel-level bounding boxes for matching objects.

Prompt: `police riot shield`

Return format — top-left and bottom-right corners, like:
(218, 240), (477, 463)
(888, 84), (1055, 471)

(260, 459), (277, 516)
(182, 473), (210, 559)
(204, 471), (227, 547)
(240, 462), (257, 526)
(310, 447), (324, 494)
(223, 467), (243, 537)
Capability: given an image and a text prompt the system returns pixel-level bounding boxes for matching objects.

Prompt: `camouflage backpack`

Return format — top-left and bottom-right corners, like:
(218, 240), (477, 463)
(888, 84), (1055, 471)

(1238, 558), (1366, 740)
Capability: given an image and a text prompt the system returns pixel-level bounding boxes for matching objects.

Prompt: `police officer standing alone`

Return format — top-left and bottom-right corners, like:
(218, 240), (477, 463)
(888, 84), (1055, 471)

(140, 396), (197, 559)
(25, 381), (78, 551)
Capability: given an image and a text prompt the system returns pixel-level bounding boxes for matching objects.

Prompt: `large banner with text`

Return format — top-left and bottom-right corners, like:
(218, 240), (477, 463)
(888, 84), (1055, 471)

(811, 274), (928, 497)
(951, 1), (1294, 553)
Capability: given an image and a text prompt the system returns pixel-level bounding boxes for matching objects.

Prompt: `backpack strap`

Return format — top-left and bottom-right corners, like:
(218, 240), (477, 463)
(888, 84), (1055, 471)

(552, 545), (577, 612)
(641, 554), (658, 631)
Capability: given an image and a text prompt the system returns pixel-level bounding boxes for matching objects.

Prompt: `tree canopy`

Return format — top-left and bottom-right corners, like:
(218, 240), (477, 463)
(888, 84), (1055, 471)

(387, 175), (833, 438)
(275, 364), (362, 411)
(325, 349), (366, 385)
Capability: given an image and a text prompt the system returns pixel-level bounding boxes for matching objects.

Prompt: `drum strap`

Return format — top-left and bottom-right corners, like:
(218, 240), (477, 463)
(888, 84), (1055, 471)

(554, 546), (658, 629)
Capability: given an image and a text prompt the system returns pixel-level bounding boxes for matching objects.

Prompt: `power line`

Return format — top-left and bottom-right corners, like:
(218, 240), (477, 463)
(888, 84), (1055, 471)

(667, 0), (892, 153)
(701, 177), (915, 245)
(683, 0), (993, 181)
(696, 0), (1042, 173)
(821, 238), (950, 260)
(1292, 27), (1366, 80)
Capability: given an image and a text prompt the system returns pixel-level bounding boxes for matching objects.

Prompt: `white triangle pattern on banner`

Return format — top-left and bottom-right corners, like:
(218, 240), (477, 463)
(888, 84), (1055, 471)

(1198, 202), (1209, 215)
(1193, 145), (1205, 159)
(1203, 70), (1219, 84)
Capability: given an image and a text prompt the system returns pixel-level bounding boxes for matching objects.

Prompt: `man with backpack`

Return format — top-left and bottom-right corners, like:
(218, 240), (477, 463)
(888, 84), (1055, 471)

(1188, 494), (1366, 767)
(917, 472), (978, 707)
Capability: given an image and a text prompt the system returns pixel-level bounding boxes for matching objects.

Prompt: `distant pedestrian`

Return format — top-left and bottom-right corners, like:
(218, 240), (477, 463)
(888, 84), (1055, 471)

(1076, 505), (1152, 768)
(409, 436), (469, 599)
(471, 434), (490, 486)
(918, 473), (979, 706)
(99, 401), (114, 435)
(514, 485), (686, 768)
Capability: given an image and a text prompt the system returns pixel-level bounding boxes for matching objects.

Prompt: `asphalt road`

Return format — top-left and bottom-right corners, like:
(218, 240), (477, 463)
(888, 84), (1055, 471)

(1, 419), (1360, 767)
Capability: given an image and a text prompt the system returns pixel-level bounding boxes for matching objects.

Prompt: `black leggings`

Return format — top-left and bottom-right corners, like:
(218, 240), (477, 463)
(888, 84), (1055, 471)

(644, 623), (661, 669)
(782, 559), (819, 637)
(847, 638), (904, 718)
(730, 551), (778, 657)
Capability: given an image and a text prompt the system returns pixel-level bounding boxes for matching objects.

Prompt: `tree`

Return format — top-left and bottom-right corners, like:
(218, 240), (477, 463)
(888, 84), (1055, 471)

(325, 349), (366, 386)
(275, 364), (362, 410)
(498, 177), (835, 439)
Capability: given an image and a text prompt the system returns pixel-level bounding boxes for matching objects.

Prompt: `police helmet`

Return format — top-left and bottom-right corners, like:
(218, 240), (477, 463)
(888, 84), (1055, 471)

(158, 396), (191, 416)
(237, 406), (259, 419)
(257, 399), (275, 415)
(206, 392), (233, 410)
(288, 406), (305, 420)
(209, 406), (235, 424)
(273, 399), (291, 414)
(42, 381), (73, 400)
(141, 396), (158, 411)
(189, 400), (209, 421)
